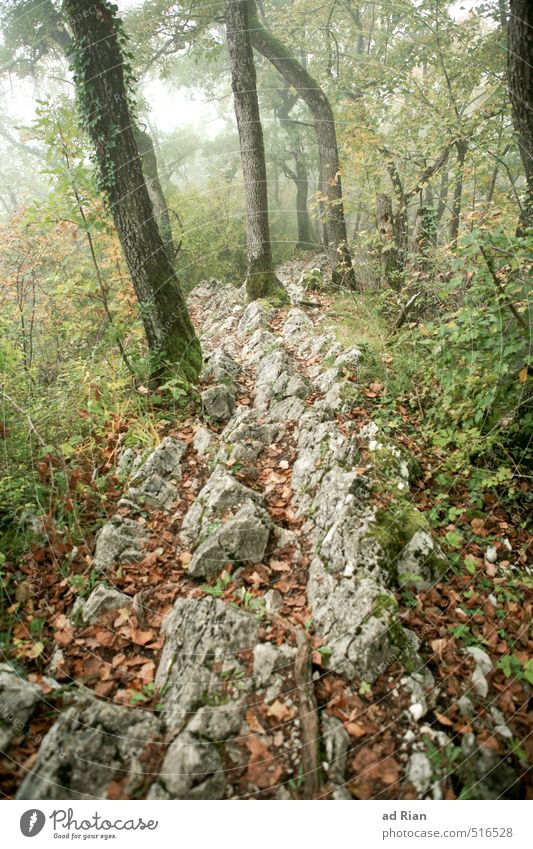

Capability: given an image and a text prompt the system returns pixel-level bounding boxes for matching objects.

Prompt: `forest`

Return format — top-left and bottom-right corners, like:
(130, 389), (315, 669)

(0, 0), (531, 803)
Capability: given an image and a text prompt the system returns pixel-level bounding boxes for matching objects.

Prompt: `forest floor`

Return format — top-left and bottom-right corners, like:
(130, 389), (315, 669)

(1, 253), (531, 800)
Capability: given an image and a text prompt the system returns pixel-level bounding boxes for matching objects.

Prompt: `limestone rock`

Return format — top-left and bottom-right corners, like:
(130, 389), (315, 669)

(187, 501), (272, 578)
(116, 446), (141, 478)
(130, 436), (186, 484)
(292, 412), (359, 511)
(201, 384), (236, 423)
(16, 695), (158, 800)
(253, 641), (295, 700)
(148, 732), (225, 800)
(266, 396), (307, 423)
(237, 302), (273, 338)
(312, 468), (382, 578)
(406, 752), (433, 796)
(242, 328), (279, 364)
(307, 560), (407, 681)
(0, 664), (41, 751)
(255, 348), (304, 410)
(333, 347), (362, 372)
(397, 530), (446, 587)
(282, 308), (313, 343)
(79, 585), (132, 625)
(220, 407), (278, 463)
(465, 646), (492, 698)
(264, 588), (283, 613)
(401, 669), (435, 718)
(202, 347), (240, 382)
(155, 597), (258, 731)
(193, 427), (217, 456)
(313, 367), (340, 393)
(180, 467), (265, 548)
(92, 515), (148, 573)
(121, 436), (186, 511)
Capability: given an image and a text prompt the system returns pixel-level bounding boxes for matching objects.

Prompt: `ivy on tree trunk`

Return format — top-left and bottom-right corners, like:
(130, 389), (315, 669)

(62, 0), (201, 382)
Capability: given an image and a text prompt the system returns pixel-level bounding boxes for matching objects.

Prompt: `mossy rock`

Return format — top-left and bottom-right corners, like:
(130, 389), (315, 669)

(371, 498), (446, 587)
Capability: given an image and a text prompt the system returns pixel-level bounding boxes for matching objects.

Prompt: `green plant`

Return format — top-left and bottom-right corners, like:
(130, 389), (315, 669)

(130, 682), (156, 705)
(496, 655), (533, 684)
(201, 571), (232, 598)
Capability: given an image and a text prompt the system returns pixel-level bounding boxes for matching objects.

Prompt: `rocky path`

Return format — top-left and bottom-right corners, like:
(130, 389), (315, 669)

(3, 257), (523, 800)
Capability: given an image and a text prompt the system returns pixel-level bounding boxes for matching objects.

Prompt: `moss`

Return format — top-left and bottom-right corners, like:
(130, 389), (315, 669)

(371, 498), (425, 576)
(339, 381), (359, 402)
(247, 273), (289, 305)
(389, 620), (418, 673)
(371, 497), (446, 586)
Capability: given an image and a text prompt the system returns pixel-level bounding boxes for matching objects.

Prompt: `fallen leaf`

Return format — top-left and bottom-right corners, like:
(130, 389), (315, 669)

(129, 629), (156, 646)
(246, 736), (283, 789)
(346, 721), (366, 738)
(267, 700), (295, 722)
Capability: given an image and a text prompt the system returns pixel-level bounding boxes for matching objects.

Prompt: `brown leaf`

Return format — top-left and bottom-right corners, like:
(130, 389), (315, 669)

(94, 681), (115, 697)
(267, 700), (296, 722)
(129, 629), (156, 646)
(245, 710), (265, 734)
(270, 559), (291, 572)
(346, 721), (366, 738)
(139, 661), (155, 685)
(381, 757), (401, 786)
(246, 736), (283, 789)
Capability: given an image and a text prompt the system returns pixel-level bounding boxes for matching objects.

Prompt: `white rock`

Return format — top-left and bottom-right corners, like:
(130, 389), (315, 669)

(485, 546), (498, 564)
(406, 752), (432, 795)
(409, 702), (425, 721)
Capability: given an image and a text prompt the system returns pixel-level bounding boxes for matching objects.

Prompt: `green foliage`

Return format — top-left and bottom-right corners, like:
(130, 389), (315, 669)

(496, 655), (533, 685)
(65, 0), (138, 197)
(418, 227), (532, 487)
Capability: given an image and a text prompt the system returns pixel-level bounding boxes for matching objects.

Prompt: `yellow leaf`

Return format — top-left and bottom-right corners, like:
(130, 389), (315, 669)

(27, 641), (44, 659)
(519, 367), (528, 383)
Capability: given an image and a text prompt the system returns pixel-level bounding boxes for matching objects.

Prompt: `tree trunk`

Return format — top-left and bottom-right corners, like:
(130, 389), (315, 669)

(134, 128), (175, 262)
(437, 168), (449, 224)
(224, 0), (284, 301)
(449, 138), (468, 244)
(508, 0), (533, 229)
(276, 87), (314, 251)
(294, 156), (312, 249)
(376, 193), (400, 289)
(246, 0), (356, 289)
(383, 153), (408, 263)
(63, 0), (201, 382)
(284, 153), (313, 250)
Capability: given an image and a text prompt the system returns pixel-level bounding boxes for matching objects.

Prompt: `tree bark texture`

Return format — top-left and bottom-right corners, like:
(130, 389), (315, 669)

(225, 0), (284, 301)
(63, 0), (201, 382)
(134, 128), (175, 261)
(508, 0), (533, 228)
(247, 0), (356, 289)
(449, 138), (468, 243)
(376, 193), (400, 289)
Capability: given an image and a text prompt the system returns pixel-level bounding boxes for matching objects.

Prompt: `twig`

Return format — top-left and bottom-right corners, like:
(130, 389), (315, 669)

(294, 628), (321, 799)
(393, 291), (422, 331)
(0, 389), (46, 447)
(480, 247), (529, 333)
(267, 611), (321, 798)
